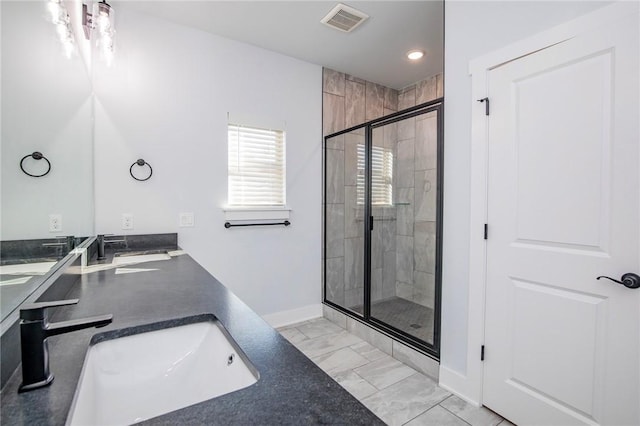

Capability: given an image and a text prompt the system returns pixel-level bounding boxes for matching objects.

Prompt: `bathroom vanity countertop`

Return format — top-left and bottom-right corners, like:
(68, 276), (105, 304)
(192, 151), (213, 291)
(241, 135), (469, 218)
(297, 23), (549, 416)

(0, 251), (385, 425)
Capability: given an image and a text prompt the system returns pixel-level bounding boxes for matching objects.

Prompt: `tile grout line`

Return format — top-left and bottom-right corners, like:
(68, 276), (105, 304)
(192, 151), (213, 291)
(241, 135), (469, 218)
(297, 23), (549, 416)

(297, 328), (344, 340)
(356, 363), (420, 392)
(438, 401), (474, 426)
(344, 368), (379, 394)
(398, 401), (444, 426)
(333, 369), (379, 400)
(301, 330), (386, 400)
(314, 350), (375, 376)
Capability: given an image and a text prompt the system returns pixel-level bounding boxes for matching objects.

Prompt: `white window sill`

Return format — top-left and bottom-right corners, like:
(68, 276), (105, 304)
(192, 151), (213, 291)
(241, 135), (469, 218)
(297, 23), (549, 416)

(223, 207), (291, 221)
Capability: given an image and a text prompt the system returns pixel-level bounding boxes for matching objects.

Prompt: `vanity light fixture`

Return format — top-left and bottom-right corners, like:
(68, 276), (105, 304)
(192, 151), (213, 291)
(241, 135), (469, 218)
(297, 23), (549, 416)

(47, 0), (75, 58)
(82, 0), (115, 64)
(407, 49), (425, 61)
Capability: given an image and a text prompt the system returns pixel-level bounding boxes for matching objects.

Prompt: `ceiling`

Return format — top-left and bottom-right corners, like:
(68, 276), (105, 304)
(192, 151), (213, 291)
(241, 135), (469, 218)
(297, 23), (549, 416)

(119, 1), (444, 90)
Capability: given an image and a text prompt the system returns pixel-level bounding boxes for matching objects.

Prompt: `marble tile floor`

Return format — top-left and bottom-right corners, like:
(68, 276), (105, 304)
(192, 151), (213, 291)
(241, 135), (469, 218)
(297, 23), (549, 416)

(278, 317), (514, 426)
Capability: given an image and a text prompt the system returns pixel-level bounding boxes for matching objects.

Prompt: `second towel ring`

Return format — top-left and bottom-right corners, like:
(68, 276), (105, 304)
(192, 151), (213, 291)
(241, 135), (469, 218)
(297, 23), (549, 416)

(20, 152), (51, 177)
(130, 159), (153, 181)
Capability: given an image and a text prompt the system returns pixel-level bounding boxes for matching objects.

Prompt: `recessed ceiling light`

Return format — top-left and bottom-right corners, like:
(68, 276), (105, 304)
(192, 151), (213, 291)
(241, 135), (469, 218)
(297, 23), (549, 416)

(407, 50), (425, 61)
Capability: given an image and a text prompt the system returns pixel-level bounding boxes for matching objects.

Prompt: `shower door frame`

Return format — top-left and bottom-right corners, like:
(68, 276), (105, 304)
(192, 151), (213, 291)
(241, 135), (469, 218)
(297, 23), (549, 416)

(323, 98), (444, 359)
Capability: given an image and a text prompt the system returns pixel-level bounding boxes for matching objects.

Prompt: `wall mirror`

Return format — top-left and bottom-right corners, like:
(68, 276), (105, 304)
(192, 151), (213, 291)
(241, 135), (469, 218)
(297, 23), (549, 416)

(0, 1), (94, 322)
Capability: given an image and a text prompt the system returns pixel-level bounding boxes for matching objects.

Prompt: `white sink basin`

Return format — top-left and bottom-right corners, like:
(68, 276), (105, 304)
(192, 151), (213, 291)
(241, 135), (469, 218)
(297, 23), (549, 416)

(112, 252), (171, 265)
(67, 315), (259, 425)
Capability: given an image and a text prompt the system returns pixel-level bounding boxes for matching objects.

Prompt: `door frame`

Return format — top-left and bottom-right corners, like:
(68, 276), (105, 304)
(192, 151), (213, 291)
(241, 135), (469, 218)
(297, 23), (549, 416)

(444, 1), (639, 407)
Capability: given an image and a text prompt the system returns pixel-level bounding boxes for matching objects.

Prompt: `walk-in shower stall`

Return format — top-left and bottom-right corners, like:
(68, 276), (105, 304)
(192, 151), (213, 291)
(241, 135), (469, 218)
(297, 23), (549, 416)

(323, 99), (443, 357)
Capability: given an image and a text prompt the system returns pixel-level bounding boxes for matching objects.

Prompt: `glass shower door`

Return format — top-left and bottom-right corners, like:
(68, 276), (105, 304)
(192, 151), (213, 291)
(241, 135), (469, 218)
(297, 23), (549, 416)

(370, 108), (441, 345)
(324, 100), (443, 355)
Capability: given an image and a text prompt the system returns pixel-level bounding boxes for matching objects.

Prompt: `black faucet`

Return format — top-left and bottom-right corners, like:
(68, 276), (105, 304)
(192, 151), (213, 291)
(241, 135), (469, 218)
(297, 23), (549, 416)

(41, 235), (76, 258)
(97, 234), (126, 260)
(18, 299), (113, 393)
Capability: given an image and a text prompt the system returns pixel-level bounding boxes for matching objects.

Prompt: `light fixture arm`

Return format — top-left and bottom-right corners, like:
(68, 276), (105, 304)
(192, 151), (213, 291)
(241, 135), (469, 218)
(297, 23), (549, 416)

(82, 3), (93, 40)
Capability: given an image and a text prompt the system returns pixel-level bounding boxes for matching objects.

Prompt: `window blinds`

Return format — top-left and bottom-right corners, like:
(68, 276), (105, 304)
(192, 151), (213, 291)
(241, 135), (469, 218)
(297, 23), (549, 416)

(357, 144), (393, 205)
(228, 124), (286, 206)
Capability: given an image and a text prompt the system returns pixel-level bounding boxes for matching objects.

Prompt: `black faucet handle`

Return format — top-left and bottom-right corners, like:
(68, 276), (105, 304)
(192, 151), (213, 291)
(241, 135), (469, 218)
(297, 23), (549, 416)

(20, 299), (80, 321)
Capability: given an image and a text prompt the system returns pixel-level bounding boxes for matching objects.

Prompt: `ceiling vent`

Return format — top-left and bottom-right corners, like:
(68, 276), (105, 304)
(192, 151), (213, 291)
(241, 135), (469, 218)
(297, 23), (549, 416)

(321, 3), (369, 33)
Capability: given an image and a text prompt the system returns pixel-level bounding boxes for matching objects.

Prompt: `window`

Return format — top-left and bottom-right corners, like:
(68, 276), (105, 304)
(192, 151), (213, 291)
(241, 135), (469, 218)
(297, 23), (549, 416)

(357, 144), (393, 205)
(228, 124), (286, 206)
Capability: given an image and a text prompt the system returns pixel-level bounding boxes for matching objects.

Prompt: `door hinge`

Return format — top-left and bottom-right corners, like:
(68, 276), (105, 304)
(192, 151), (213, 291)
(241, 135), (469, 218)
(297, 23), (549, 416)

(481, 345), (485, 361)
(477, 97), (490, 116)
(484, 224), (488, 240)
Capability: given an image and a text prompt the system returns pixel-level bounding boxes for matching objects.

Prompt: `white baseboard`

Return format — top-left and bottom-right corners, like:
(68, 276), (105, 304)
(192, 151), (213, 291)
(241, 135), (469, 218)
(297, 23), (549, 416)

(262, 303), (323, 328)
(438, 365), (481, 407)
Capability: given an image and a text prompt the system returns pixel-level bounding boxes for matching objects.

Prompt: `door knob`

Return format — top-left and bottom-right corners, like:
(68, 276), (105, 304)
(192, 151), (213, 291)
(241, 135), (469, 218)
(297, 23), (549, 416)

(596, 273), (640, 289)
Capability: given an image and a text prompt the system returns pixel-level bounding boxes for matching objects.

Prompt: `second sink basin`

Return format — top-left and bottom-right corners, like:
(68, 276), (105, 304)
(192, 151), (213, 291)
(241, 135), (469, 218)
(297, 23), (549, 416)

(66, 314), (259, 425)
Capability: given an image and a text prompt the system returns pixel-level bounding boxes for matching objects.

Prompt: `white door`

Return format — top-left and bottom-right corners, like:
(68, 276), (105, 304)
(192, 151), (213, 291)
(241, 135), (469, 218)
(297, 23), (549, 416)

(483, 13), (639, 426)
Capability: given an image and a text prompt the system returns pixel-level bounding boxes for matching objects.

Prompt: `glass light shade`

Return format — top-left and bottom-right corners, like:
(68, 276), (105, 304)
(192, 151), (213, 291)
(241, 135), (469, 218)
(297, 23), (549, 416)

(48, 0), (75, 58)
(62, 39), (75, 58)
(95, 2), (114, 34)
(96, 14), (111, 34)
(93, 1), (115, 64)
(47, 0), (63, 23)
(56, 22), (68, 38)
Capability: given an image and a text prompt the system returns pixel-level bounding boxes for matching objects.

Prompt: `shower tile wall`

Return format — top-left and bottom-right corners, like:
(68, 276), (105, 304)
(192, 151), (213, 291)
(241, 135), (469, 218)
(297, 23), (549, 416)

(395, 76), (443, 310)
(323, 67), (443, 314)
(324, 68), (398, 310)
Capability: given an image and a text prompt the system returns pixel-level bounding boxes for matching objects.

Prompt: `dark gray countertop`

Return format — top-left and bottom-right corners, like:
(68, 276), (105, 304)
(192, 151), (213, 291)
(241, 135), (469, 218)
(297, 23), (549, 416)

(0, 251), (384, 425)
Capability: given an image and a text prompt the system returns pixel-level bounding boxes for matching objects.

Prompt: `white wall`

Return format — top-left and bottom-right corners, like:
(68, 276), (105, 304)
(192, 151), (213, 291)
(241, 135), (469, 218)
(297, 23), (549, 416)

(93, 6), (322, 317)
(1, 1), (93, 240)
(441, 0), (611, 375)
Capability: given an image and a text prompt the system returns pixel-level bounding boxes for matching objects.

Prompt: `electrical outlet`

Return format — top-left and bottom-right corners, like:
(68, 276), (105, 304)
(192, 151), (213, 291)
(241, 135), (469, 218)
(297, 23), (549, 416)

(179, 212), (194, 227)
(49, 214), (62, 232)
(121, 213), (134, 230)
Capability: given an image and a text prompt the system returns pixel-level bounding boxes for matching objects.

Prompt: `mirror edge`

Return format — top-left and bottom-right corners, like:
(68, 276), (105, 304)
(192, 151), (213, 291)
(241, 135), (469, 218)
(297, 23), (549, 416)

(0, 236), (96, 336)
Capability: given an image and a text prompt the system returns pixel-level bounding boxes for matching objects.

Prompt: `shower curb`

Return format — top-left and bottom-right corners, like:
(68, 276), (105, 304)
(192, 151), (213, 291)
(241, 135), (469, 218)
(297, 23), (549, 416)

(322, 304), (439, 380)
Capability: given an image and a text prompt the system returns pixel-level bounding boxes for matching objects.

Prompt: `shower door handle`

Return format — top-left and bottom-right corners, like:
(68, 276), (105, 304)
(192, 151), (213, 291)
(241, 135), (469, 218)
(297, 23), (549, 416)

(370, 216), (374, 231)
(597, 273), (640, 289)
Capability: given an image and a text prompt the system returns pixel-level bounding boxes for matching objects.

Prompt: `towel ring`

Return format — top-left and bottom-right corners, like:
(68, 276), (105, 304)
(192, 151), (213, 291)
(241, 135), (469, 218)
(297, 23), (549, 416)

(130, 159), (153, 181)
(20, 152), (51, 177)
